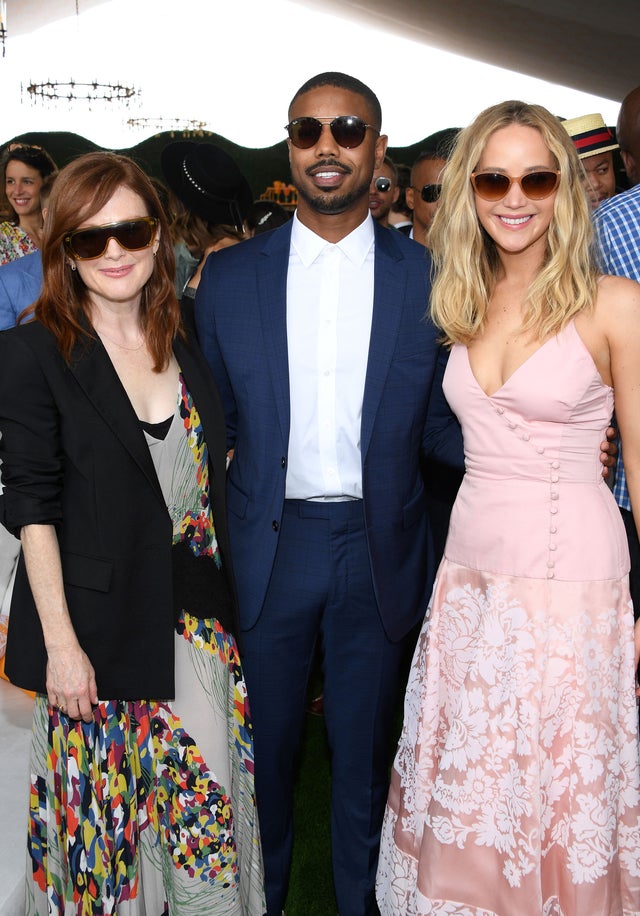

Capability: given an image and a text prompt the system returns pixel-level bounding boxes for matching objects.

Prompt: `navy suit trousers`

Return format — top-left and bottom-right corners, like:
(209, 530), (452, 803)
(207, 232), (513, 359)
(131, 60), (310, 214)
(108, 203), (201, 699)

(240, 499), (409, 916)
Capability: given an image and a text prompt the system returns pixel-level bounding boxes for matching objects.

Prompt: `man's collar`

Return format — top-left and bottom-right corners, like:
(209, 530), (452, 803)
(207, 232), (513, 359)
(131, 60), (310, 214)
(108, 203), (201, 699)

(291, 211), (375, 267)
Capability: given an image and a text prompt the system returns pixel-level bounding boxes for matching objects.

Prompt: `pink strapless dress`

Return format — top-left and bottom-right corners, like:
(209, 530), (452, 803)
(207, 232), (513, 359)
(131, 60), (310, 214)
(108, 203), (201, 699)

(376, 321), (640, 915)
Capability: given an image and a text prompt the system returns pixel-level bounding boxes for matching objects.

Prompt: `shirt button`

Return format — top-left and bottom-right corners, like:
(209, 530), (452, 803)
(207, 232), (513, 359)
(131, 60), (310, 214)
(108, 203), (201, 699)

(547, 560), (555, 568)
(551, 474), (559, 483)
(522, 433), (530, 441)
(550, 526), (557, 534)
(272, 520), (279, 532)
(550, 491), (559, 500)
(496, 407), (504, 415)
(507, 421), (516, 429)
(551, 460), (560, 469)
(549, 543), (557, 551)
(536, 446), (545, 454)
(550, 506), (558, 515)
(547, 571), (555, 579)
(281, 456), (286, 469)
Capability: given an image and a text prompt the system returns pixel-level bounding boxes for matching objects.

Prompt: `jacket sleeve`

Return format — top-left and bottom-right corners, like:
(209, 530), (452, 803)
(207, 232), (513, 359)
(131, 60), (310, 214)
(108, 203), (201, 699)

(0, 329), (63, 534)
(193, 256), (238, 451)
(421, 342), (464, 469)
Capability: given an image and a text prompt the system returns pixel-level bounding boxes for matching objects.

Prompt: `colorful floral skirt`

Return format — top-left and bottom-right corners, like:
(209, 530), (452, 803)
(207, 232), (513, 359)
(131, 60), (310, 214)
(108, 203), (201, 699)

(25, 613), (265, 915)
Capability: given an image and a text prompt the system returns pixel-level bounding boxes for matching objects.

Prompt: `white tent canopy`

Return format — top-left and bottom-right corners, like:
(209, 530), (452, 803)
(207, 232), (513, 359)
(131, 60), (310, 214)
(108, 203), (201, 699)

(2, 0), (631, 149)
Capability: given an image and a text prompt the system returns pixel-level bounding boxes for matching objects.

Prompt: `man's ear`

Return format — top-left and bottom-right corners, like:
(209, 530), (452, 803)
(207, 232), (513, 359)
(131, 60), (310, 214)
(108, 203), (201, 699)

(621, 148), (639, 184)
(374, 134), (388, 170)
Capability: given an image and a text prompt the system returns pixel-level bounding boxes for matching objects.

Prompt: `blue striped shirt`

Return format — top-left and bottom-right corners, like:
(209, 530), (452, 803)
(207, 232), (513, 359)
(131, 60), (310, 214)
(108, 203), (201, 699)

(593, 183), (640, 512)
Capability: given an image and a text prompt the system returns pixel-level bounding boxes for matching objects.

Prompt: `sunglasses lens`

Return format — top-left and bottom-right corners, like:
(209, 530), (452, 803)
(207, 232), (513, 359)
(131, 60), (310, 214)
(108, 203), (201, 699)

(472, 171), (559, 201)
(472, 173), (510, 200)
(421, 184), (441, 203)
(375, 177), (391, 192)
(67, 219), (155, 260)
(520, 171), (559, 199)
(287, 118), (322, 149)
(331, 116), (368, 149)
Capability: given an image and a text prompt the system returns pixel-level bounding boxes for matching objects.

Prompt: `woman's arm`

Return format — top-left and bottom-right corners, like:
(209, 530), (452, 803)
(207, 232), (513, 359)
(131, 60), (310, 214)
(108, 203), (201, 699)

(602, 275), (640, 695)
(20, 524), (98, 721)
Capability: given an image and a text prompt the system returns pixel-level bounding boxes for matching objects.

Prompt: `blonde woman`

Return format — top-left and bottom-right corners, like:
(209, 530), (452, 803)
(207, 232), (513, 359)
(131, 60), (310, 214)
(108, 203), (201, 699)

(376, 100), (640, 915)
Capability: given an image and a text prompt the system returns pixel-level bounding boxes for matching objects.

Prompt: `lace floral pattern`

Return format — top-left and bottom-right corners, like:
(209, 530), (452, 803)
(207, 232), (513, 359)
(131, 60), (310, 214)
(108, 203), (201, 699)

(376, 560), (640, 915)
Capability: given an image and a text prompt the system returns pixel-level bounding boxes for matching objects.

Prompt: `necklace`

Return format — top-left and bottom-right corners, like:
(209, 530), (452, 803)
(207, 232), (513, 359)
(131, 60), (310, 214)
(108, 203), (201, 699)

(95, 328), (145, 352)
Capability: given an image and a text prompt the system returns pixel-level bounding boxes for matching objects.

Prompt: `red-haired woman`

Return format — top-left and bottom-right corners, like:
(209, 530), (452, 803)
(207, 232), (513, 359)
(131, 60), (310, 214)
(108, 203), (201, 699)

(0, 152), (264, 914)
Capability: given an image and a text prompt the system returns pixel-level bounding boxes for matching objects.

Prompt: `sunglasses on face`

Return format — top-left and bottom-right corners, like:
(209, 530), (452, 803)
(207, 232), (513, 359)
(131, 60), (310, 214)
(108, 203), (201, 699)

(470, 170), (560, 201)
(285, 116), (379, 150)
(374, 176), (392, 192)
(416, 184), (442, 203)
(64, 217), (158, 260)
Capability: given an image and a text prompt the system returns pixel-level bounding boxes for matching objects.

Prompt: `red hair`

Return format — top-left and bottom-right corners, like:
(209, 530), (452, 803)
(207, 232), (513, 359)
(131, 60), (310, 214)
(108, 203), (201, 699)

(30, 152), (181, 371)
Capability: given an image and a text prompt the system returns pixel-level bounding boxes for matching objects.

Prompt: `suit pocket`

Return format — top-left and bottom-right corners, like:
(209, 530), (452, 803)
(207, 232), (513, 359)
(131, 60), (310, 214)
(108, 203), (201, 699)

(226, 477), (249, 520)
(61, 552), (112, 593)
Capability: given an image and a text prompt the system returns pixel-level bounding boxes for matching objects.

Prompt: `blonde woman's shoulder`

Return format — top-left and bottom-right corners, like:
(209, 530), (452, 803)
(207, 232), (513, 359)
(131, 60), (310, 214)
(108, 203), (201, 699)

(595, 273), (640, 315)
(588, 274), (640, 355)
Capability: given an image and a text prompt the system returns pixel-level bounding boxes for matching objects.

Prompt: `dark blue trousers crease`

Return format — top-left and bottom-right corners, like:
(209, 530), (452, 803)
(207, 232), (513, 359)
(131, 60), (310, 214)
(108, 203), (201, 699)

(240, 499), (408, 916)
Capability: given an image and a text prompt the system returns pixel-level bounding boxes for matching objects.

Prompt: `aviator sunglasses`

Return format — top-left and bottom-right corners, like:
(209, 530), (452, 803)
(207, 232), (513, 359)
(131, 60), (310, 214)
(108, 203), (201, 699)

(64, 217), (158, 260)
(470, 170), (560, 201)
(285, 116), (379, 149)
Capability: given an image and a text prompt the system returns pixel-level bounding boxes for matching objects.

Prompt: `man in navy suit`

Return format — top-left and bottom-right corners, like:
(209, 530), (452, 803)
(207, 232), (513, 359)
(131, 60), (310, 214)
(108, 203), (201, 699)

(195, 72), (462, 916)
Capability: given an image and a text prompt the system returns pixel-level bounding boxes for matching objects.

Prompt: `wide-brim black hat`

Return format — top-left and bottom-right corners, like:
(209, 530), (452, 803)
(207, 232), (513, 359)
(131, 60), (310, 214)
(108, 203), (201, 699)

(161, 141), (253, 232)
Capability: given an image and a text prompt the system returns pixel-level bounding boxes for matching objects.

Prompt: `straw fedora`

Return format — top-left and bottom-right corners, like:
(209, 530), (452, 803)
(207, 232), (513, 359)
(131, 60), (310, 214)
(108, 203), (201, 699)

(561, 114), (619, 160)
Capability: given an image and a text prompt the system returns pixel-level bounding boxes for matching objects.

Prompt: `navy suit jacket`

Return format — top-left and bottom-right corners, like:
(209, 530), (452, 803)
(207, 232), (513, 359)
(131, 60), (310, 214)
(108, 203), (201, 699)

(0, 250), (43, 330)
(195, 220), (462, 642)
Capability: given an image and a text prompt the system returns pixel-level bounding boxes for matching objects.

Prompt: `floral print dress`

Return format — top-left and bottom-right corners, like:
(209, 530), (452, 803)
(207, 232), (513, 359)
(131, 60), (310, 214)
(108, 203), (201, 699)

(0, 221), (38, 264)
(25, 374), (265, 915)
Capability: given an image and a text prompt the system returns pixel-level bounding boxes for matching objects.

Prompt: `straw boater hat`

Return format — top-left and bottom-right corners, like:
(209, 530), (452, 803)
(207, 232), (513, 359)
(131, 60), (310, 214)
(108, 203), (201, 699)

(561, 114), (619, 160)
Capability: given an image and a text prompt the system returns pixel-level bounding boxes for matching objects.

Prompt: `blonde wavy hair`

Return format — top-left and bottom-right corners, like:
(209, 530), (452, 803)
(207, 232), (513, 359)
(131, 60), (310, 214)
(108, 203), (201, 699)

(428, 100), (599, 345)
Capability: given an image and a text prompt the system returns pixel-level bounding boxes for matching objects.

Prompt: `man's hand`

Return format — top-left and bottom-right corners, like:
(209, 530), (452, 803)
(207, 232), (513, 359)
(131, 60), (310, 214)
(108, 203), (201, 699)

(599, 426), (618, 478)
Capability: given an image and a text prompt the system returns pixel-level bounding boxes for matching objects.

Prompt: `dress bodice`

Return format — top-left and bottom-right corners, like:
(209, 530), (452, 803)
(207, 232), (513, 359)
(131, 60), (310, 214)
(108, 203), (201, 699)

(443, 320), (629, 581)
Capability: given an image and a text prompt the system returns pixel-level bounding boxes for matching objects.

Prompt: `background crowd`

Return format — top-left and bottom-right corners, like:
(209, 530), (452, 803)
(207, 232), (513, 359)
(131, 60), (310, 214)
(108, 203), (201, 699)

(0, 74), (639, 916)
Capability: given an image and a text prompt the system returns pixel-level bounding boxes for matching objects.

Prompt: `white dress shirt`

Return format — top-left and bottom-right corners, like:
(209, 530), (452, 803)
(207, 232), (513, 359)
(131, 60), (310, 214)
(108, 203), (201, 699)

(285, 212), (375, 500)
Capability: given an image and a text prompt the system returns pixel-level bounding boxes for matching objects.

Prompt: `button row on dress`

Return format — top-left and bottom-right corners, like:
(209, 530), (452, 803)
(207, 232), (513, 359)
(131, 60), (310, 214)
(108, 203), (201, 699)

(488, 401), (558, 577)
(490, 402), (543, 450)
(547, 459), (560, 579)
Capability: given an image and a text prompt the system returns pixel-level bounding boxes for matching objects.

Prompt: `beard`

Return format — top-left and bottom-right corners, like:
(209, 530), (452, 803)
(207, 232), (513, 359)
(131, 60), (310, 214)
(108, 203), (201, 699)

(296, 160), (372, 215)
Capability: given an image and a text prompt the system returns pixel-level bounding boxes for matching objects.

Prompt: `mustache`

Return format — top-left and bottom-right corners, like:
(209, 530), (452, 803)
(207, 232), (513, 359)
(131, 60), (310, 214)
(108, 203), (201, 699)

(305, 159), (352, 177)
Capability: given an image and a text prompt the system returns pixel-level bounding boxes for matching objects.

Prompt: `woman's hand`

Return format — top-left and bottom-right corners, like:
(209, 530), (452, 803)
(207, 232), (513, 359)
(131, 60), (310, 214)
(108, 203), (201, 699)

(46, 643), (98, 722)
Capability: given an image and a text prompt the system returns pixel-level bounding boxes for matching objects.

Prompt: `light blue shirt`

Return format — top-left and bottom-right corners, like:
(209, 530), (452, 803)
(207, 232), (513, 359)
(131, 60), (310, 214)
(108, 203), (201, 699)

(593, 183), (640, 512)
(0, 251), (43, 330)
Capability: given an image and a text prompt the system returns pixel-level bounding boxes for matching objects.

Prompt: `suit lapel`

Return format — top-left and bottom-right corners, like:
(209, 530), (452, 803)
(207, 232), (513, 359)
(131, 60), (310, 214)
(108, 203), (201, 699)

(360, 225), (406, 460)
(68, 333), (166, 507)
(257, 224), (292, 444)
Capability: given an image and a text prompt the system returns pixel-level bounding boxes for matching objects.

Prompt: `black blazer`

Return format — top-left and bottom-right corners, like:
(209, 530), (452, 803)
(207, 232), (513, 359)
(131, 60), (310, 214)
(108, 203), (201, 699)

(0, 318), (236, 698)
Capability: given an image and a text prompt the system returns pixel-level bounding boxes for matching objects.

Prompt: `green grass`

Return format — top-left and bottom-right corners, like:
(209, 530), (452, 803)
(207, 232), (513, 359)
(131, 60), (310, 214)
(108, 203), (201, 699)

(283, 640), (416, 915)
(285, 710), (336, 914)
